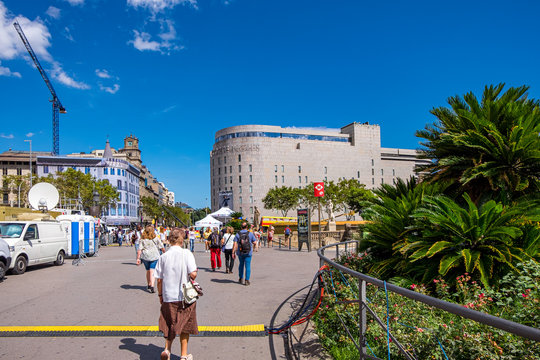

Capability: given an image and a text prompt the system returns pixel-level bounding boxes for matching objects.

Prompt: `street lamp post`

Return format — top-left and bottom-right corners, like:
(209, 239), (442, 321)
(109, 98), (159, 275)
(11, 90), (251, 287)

(18, 181), (23, 207)
(24, 139), (32, 189)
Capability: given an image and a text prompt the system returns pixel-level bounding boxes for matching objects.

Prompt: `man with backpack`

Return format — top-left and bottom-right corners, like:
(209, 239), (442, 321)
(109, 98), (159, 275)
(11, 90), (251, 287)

(232, 222), (258, 286)
(208, 227), (222, 271)
(284, 226), (291, 248)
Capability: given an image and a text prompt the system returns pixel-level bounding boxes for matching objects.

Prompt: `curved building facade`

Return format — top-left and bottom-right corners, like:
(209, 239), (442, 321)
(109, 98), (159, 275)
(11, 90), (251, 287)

(210, 123), (430, 222)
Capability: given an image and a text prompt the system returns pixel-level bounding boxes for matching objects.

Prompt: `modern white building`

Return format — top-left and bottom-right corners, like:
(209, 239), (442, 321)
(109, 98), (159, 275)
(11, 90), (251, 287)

(210, 123), (430, 222)
(36, 140), (140, 226)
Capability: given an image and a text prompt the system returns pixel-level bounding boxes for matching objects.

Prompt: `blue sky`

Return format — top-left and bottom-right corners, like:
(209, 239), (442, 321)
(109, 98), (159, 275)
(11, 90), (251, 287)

(1, 0), (540, 208)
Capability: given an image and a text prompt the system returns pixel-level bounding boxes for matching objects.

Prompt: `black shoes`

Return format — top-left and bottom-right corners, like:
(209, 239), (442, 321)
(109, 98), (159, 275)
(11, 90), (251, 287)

(245, 280), (250, 286)
(239, 278), (244, 285)
(148, 285), (155, 293)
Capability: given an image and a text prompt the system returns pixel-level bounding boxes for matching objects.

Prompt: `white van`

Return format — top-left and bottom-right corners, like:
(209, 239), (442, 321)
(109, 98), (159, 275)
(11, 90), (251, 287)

(0, 221), (69, 275)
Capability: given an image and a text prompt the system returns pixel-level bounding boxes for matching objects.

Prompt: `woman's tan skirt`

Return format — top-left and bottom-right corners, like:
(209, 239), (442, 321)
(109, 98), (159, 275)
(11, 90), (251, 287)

(159, 301), (198, 340)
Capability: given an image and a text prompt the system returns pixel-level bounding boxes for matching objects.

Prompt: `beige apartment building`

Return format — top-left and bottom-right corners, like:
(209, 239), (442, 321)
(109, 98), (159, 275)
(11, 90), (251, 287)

(210, 123), (430, 222)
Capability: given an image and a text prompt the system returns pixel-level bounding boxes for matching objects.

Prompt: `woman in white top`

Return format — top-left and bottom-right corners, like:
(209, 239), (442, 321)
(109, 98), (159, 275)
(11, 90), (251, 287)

(155, 228), (198, 360)
(222, 226), (235, 274)
(136, 225), (165, 293)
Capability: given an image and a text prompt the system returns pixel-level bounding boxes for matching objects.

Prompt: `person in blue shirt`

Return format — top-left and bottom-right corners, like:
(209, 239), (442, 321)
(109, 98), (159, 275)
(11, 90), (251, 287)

(232, 222), (258, 286)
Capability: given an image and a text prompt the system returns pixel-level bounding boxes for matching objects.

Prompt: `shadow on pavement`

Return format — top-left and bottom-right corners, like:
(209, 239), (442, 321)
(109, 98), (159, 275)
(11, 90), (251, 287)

(119, 338), (182, 360)
(210, 278), (240, 284)
(121, 262), (138, 266)
(121, 284), (149, 292)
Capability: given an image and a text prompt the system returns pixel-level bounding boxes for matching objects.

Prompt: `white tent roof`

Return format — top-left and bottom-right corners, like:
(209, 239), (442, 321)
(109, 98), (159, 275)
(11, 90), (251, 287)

(195, 215), (222, 227)
(209, 207), (234, 218)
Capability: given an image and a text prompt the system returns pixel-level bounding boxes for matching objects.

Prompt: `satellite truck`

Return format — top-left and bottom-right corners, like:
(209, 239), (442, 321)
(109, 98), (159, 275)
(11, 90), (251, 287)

(0, 183), (97, 275)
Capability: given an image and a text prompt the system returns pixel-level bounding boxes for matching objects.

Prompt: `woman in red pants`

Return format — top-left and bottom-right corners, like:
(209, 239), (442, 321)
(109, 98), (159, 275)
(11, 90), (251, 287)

(208, 227), (222, 271)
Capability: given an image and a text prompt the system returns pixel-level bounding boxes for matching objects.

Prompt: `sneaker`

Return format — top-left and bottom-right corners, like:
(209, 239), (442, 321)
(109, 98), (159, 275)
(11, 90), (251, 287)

(239, 278), (244, 285)
(180, 355), (193, 360)
(212, 268), (216, 272)
(150, 286), (155, 293)
(245, 280), (251, 286)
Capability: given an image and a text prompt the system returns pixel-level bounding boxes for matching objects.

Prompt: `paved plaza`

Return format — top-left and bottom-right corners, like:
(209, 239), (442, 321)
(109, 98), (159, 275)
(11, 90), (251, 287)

(0, 241), (324, 360)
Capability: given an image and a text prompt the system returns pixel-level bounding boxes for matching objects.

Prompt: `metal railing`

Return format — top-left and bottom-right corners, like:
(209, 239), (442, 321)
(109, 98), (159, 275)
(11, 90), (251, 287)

(317, 240), (540, 359)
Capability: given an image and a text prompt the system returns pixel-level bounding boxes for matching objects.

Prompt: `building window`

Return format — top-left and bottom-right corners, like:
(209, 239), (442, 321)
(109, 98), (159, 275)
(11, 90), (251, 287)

(104, 168), (108, 175)
(274, 165), (277, 172)
(250, 196), (253, 203)
(381, 178), (384, 184)
(2, 168), (7, 175)
(305, 176), (308, 183)
(381, 169), (384, 175)
(218, 168), (221, 175)
(239, 176), (242, 183)
(298, 166), (302, 173)
(230, 176), (232, 183)
(58, 166), (64, 172)
(372, 178), (375, 185)
(44, 166), (49, 174)
(324, 166), (327, 174)
(325, 176), (327, 181)
(250, 207), (253, 214)
(17, 168), (22, 175)
(282, 176), (284, 183)
(85, 167), (90, 174)
(239, 207), (243, 214)
(239, 186), (242, 193)
(224, 156), (227, 164)
(224, 167), (227, 174)
(238, 154), (241, 162)
(249, 164), (252, 172)
(372, 169), (374, 176)
(371, 159), (374, 166)
(239, 196), (242, 204)
(299, 176), (301, 183)
(119, 192), (122, 201)
(111, 206), (116, 216)
(275, 175), (278, 183)
(117, 180), (122, 189)
(229, 166), (232, 173)
(249, 185), (253, 193)
(111, 168), (115, 175)
(238, 165), (241, 172)
(393, 169), (395, 176)
(393, 178), (396, 185)
(249, 175), (252, 182)
(281, 165), (284, 172)
(357, 171), (360, 178)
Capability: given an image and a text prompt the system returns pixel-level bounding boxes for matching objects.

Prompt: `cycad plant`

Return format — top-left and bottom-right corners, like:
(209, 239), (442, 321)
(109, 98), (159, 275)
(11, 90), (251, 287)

(417, 83), (540, 204)
(408, 194), (530, 287)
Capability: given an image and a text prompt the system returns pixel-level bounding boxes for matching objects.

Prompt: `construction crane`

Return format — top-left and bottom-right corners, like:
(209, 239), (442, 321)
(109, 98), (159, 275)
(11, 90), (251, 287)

(13, 21), (66, 156)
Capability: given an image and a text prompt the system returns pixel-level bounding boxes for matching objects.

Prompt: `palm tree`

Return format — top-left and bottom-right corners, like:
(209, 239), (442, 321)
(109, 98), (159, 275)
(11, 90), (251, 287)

(417, 84), (540, 203)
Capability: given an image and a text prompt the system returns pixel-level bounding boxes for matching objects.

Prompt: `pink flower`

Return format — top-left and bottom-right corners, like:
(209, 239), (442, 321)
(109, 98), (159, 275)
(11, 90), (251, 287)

(479, 293), (485, 299)
(442, 324), (448, 328)
(433, 279), (439, 283)
(411, 284), (417, 289)
(417, 328), (424, 332)
(522, 293), (528, 298)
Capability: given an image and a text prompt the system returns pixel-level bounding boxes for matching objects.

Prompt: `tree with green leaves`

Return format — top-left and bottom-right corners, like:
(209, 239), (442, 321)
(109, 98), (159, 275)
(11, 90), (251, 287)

(1, 174), (32, 207)
(262, 186), (300, 216)
(417, 83), (540, 203)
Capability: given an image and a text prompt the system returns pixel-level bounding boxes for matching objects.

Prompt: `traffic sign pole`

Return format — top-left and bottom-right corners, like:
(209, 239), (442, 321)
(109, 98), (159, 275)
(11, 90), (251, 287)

(318, 197), (321, 248)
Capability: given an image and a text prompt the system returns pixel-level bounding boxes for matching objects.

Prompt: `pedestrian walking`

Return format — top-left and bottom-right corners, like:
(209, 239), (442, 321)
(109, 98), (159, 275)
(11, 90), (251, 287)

(233, 222), (258, 286)
(203, 227), (211, 252)
(154, 228), (198, 360)
(133, 225), (142, 259)
(136, 225), (165, 293)
(222, 226), (235, 273)
(284, 225), (291, 247)
(188, 227), (196, 252)
(208, 227), (222, 271)
(267, 225), (275, 247)
(118, 226), (124, 247)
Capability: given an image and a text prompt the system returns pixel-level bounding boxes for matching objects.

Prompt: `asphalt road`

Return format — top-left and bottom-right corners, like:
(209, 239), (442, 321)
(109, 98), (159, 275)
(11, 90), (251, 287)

(0, 241), (322, 360)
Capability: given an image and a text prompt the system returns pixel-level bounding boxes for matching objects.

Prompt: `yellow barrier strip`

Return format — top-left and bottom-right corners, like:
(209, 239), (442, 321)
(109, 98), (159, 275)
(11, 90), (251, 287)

(0, 324), (265, 332)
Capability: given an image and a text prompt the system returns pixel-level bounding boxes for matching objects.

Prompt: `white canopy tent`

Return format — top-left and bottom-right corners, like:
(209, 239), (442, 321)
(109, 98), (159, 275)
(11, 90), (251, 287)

(210, 207), (235, 218)
(195, 215), (222, 228)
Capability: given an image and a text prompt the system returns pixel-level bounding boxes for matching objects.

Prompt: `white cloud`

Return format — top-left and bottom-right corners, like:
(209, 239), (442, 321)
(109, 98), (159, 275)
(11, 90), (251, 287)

(51, 62), (90, 89)
(99, 83), (120, 94)
(63, 0), (85, 6)
(95, 69), (111, 78)
(26, 132), (35, 137)
(0, 2), (89, 90)
(0, 61), (21, 77)
(127, 0), (197, 14)
(45, 6), (61, 19)
(64, 26), (74, 41)
(129, 21), (183, 54)
(0, 133), (14, 139)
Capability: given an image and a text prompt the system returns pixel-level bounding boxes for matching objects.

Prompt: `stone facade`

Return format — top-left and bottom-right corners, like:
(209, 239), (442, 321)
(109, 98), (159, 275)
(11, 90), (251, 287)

(210, 123), (430, 222)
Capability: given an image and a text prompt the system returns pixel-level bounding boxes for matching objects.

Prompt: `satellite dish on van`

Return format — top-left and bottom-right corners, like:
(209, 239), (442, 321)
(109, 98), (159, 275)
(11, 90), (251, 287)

(28, 182), (60, 212)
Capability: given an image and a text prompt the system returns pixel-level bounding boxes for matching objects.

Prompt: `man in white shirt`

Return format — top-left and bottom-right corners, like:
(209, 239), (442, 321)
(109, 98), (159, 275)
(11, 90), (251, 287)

(154, 229), (198, 360)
